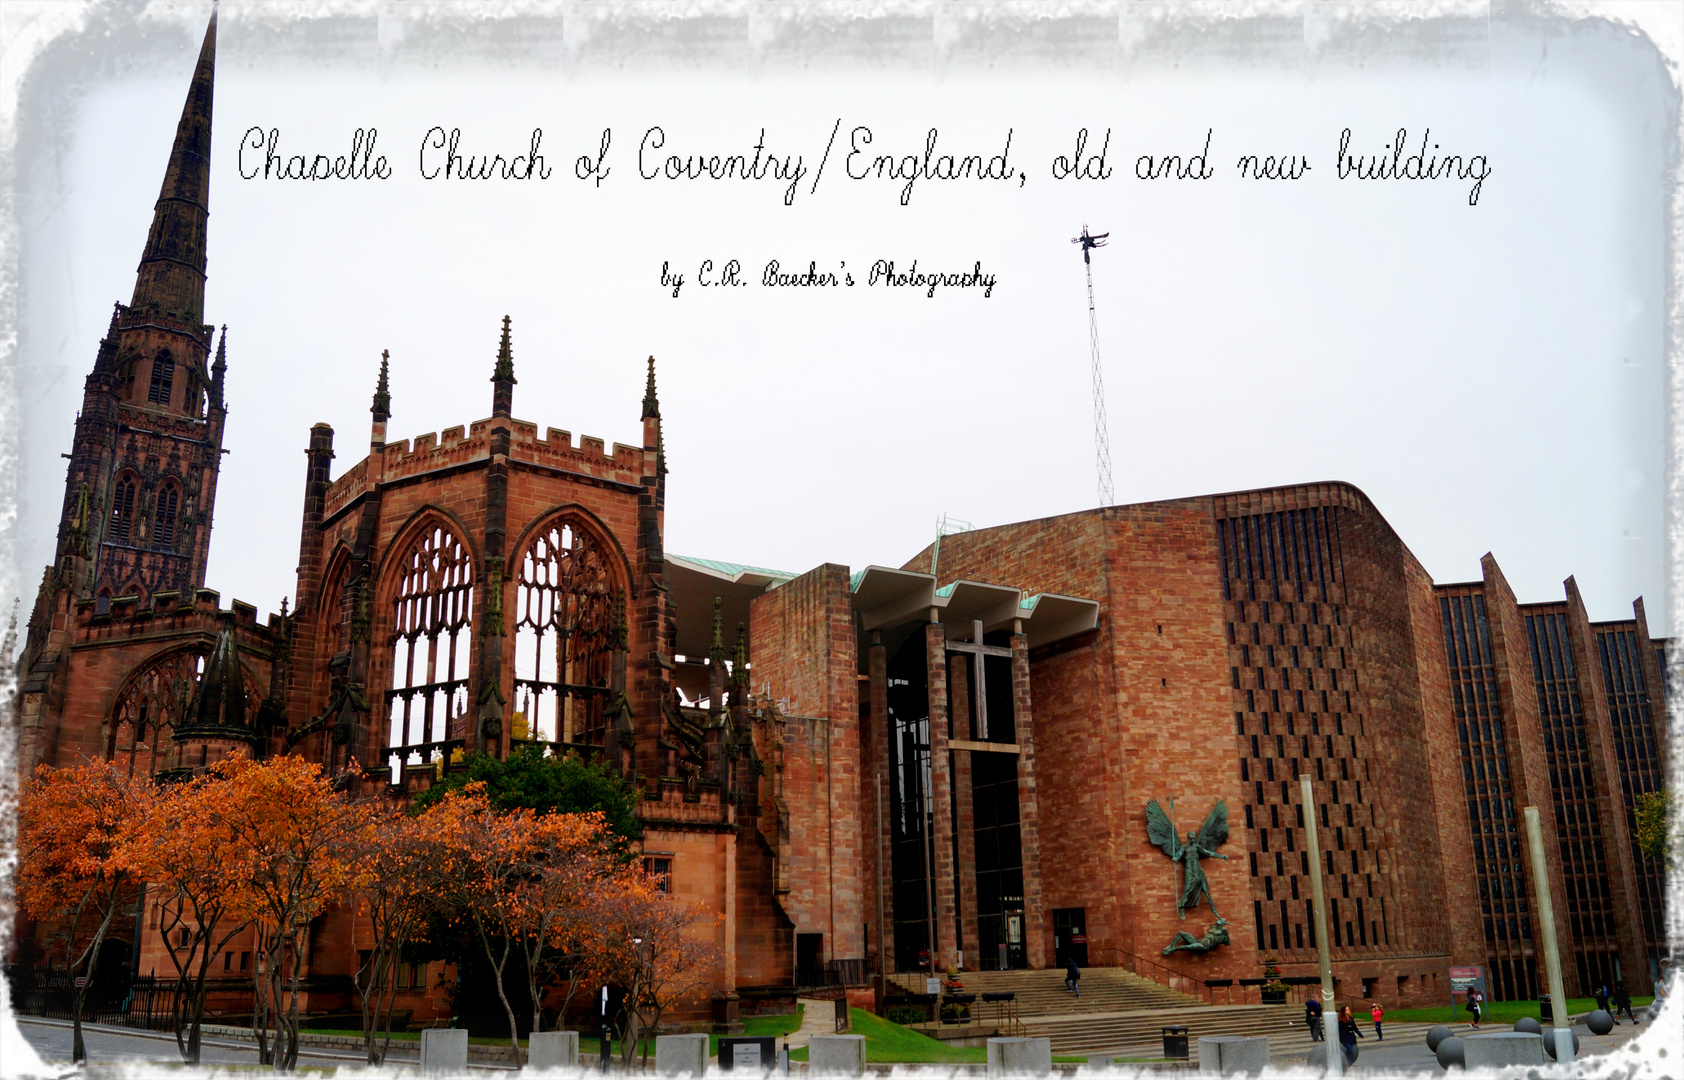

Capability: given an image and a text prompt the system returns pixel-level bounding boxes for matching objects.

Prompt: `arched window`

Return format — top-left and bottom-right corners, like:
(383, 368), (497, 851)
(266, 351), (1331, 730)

(153, 483), (180, 551)
(320, 557), (352, 662)
(109, 650), (199, 777)
(512, 519), (616, 746)
(386, 524), (474, 770)
(108, 648), (261, 777)
(109, 476), (138, 544)
(147, 351), (175, 405)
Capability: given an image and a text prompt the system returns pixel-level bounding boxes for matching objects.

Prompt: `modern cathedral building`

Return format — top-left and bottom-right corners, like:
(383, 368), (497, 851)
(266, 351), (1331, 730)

(11, 9), (1671, 1029)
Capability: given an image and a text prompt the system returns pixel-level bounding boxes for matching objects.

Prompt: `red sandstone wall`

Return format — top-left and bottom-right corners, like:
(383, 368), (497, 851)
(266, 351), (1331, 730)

(294, 417), (653, 768)
(41, 596), (275, 768)
(1405, 559), (1484, 970)
(747, 566), (864, 965)
(1334, 493), (1459, 964)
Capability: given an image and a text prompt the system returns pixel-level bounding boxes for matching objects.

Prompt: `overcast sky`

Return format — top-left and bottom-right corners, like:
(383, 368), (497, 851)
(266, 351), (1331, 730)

(9, 2), (1674, 631)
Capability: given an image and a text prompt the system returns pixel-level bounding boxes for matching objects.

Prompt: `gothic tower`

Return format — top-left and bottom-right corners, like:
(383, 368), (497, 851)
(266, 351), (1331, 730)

(47, 9), (225, 618)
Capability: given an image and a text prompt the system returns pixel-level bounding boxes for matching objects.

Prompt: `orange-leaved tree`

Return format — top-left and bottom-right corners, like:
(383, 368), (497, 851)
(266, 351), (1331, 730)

(509, 810), (628, 1039)
(116, 763), (251, 1065)
(342, 797), (441, 1065)
(211, 753), (362, 1072)
(591, 870), (722, 1068)
(420, 784), (537, 1066)
(16, 760), (156, 1064)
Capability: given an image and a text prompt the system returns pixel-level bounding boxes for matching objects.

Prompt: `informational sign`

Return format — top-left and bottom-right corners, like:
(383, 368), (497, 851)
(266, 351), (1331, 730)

(718, 1037), (777, 1073)
(1007, 915), (1022, 944)
(1449, 966), (1486, 995)
(1071, 934), (1088, 944)
(74, 977), (87, 988)
(926, 977), (942, 994)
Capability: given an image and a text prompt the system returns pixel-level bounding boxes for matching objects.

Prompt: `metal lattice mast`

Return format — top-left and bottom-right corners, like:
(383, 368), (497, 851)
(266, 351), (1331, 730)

(1073, 224), (1114, 506)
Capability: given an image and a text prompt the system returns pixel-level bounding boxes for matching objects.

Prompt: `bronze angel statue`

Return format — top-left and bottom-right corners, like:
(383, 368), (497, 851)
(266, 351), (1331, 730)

(1145, 798), (1230, 920)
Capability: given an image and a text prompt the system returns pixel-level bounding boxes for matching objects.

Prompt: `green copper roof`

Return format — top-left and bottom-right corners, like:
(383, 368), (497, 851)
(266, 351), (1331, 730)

(671, 555), (797, 581)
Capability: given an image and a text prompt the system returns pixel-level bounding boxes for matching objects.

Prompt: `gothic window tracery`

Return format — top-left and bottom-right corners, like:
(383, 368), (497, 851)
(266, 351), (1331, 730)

(154, 483), (180, 551)
(321, 559), (351, 662)
(512, 520), (617, 746)
(385, 524), (474, 770)
(147, 352), (175, 405)
(110, 475), (139, 544)
(106, 648), (260, 777)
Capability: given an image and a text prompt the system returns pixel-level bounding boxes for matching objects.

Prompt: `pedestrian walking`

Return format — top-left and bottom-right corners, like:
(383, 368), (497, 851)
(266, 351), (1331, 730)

(1305, 997), (1324, 1041)
(1467, 987), (1484, 1028)
(1065, 958), (1081, 997)
(1337, 1005), (1365, 1063)
(1369, 1001), (1384, 1041)
(1595, 983), (1610, 1016)
(1614, 983), (1637, 1024)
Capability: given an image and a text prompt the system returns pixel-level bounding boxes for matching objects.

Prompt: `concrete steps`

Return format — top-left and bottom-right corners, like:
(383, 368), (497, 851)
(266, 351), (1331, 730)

(1020, 1005), (1296, 1055)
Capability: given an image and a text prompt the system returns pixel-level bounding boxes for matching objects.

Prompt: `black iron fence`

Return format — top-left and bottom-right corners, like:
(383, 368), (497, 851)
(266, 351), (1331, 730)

(794, 958), (868, 990)
(5, 966), (180, 1032)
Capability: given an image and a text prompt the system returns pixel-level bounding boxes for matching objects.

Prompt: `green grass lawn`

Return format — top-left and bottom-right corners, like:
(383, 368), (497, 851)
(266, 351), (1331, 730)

(706, 1007), (807, 1058)
(785, 1008), (1098, 1065)
(1386, 997), (1653, 1025)
(792, 1008), (985, 1064)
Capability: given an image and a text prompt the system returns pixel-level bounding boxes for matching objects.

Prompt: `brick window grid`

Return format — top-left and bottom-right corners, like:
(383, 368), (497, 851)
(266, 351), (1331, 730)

(1218, 506), (1395, 965)
(1596, 628), (1665, 947)
(1523, 611), (1617, 949)
(1442, 591), (1536, 1001)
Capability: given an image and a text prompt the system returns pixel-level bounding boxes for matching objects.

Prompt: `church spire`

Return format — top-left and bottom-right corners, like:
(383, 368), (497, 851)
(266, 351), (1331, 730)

(490, 315), (517, 417)
(370, 349), (390, 448)
(642, 354), (660, 419)
(371, 349), (391, 421)
(129, 7), (217, 325)
(208, 325), (227, 408)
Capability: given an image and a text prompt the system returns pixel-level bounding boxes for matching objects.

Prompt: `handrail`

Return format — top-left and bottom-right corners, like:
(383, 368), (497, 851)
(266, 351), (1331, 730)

(1085, 947), (1214, 1004)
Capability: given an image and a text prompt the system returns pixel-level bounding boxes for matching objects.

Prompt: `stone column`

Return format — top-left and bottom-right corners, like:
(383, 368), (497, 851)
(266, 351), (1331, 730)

(868, 635), (893, 974)
(926, 622), (958, 971)
(1012, 632), (1048, 969)
(951, 655), (979, 968)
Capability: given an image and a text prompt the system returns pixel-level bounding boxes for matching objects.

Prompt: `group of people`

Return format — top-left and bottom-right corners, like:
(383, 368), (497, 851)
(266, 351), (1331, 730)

(1303, 998), (1383, 1060)
(1594, 983), (1640, 1024)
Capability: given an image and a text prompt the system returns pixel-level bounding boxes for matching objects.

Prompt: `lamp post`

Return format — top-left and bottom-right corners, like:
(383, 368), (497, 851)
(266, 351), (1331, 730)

(1524, 807), (1573, 1063)
(1300, 775), (1340, 1077)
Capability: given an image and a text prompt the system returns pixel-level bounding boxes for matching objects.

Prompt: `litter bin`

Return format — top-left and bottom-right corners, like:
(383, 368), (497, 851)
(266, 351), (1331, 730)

(1162, 1026), (1189, 1060)
(1540, 995), (1553, 1023)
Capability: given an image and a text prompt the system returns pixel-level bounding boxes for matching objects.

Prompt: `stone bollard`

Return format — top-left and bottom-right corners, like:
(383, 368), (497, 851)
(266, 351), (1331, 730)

(657, 1033), (710, 1076)
(809, 1034), (868, 1076)
(986, 1037), (1053, 1076)
(420, 1028), (469, 1075)
(1198, 1035), (1268, 1076)
(529, 1031), (581, 1070)
(1462, 1032), (1544, 1068)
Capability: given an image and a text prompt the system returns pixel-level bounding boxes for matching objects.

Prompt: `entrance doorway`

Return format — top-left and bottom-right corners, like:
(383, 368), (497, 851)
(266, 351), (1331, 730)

(1052, 909), (1088, 968)
(796, 934), (825, 988)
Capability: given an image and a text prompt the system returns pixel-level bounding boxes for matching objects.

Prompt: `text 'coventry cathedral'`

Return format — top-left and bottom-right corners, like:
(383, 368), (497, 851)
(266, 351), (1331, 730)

(11, 8), (1670, 1033)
